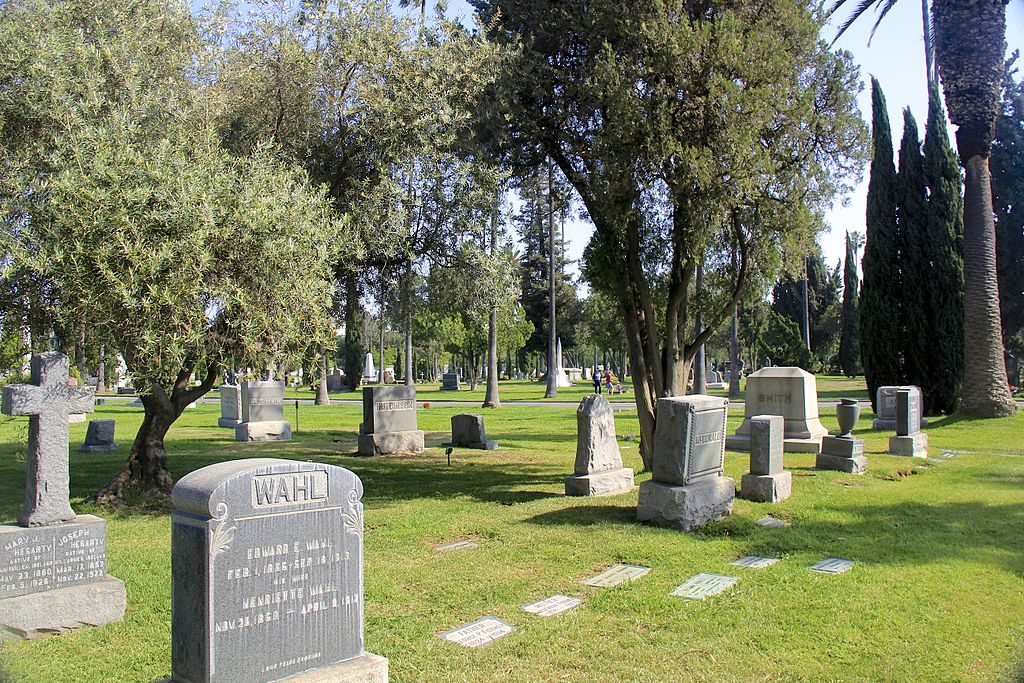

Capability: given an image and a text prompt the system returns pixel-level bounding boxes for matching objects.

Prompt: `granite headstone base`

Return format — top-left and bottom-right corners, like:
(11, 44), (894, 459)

(160, 653), (389, 683)
(726, 433), (823, 454)
(564, 467), (635, 497)
(888, 433), (928, 458)
(358, 430), (425, 456)
(739, 471), (792, 503)
(872, 417), (928, 431)
(636, 477), (735, 531)
(0, 576), (126, 640)
(234, 420), (291, 442)
(217, 416), (242, 428)
(815, 436), (867, 473)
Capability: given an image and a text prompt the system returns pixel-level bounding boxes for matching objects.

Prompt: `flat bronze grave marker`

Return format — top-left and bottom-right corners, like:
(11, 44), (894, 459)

(522, 595), (582, 617)
(582, 563), (651, 587)
(440, 617), (516, 647)
(810, 557), (855, 574)
(434, 540), (480, 552)
(730, 556), (779, 569)
(670, 573), (739, 600)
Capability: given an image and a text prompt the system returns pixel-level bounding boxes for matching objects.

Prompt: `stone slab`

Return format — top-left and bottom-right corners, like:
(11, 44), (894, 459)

(739, 471), (792, 504)
(439, 617), (515, 647)
(889, 433), (928, 458)
(820, 436), (865, 458)
(451, 414), (496, 450)
(815, 452), (868, 474)
(521, 595), (582, 617)
(360, 386), (418, 435)
(727, 433), (823, 454)
(434, 540), (479, 552)
(749, 415), (784, 475)
(218, 385), (242, 428)
(0, 515), (110, 599)
(582, 563), (650, 587)
(564, 467), (635, 497)
(755, 516), (788, 528)
(160, 654), (388, 683)
(652, 395), (728, 486)
(810, 557), (855, 574)
(726, 367), (828, 452)
(240, 381), (286, 423)
(730, 556), (779, 569)
(68, 413), (87, 423)
(80, 419), (118, 452)
(0, 575), (125, 640)
(669, 573), (739, 600)
(636, 477), (735, 532)
(357, 430), (424, 456)
(573, 395), (623, 476)
(234, 420), (291, 442)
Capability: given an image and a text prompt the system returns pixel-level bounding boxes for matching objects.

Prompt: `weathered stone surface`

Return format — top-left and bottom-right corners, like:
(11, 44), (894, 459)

(235, 382), (290, 442)
(360, 386), (418, 435)
(726, 367), (828, 453)
(235, 421), (292, 442)
(0, 576), (126, 640)
(170, 458), (386, 683)
(872, 386), (925, 430)
(637, 477), (735, 531)
(749, 415), (784, 475)
(218, 385), (242, 428)
(2, 353), (94, 526)
(451, 414), (497, 450)
(739, 471), (792, 503)
(357, 431), (424, 456)
(80, 419), (117, 453)
(440, 373), (460, 391)
(889, 433), (928, 457)
(815, 452), (868, 474)
(652, 395), (728, 486)
(573, 395), (623, 476)
(68, 413), (87, 424)
(564, 467), (635, 497)
(895, 388), (922, 436)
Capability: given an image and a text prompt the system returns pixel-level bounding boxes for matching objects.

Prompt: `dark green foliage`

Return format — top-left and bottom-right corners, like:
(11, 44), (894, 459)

(922, 81), (965, 413)
(993, 55), (1024, 387)
(896, 109), (931, 394)
(770, 253), (842, 372)
(861, 77), (904, 412)
(838, 231), (861, 376)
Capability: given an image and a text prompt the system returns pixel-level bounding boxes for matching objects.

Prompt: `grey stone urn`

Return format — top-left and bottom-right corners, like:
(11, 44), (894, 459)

(836, 398), (860, 437)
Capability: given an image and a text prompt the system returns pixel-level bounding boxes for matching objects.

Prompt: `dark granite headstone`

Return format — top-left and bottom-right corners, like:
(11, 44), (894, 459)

(749, 415), (783, 475)
(895, 389), (921, 436)
(450, 414), (497, 450)
(440, 373), (460, 391)
(170, 459), (387, 682)
(80, 419), (118, 453)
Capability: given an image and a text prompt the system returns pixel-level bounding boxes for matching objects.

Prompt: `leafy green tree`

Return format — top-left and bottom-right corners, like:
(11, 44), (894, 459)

(861, 77), (904, 412)
(838, 231), (862, 377)
(473, 0), (866, 467)
(0, 0), (346, 501)
(771, 253), (842, 372)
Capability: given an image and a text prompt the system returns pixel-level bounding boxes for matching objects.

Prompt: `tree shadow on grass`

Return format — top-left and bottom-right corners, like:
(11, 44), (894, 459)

(523, 503), (638, 527)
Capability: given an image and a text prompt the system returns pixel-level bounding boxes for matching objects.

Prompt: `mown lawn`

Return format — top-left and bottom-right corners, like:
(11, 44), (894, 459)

(1, 380), (1022, 682)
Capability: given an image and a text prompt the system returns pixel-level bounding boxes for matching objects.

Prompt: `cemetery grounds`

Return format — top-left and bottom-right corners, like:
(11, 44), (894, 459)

(1, 376), (1023, 681)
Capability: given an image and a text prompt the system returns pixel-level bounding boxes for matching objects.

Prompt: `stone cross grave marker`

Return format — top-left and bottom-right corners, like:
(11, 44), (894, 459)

(522, 595), (582, 617)
(582, 563), (651, 587)
(669, 573), (739, 600)
(2, 352), (95, 527)
(440, 617), (516, 647)
(169, 458), (387, 683)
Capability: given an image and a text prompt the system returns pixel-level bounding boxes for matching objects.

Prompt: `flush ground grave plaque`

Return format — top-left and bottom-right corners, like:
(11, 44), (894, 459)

(755, 516), (788, 528)
(434, 540), (479, 552)
(730, 556), (779, 569)
(169, 458), (387, 683)
(810, 557), (855, 575)
(670, 573), (739, 600)
(439, 617), (515, 647)
(582, 563), (651, 587)
(522, 595), (582, 617)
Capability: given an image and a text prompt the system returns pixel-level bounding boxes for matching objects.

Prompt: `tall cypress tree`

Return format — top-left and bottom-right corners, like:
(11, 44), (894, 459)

(896, 109), (930, 394)
(838, 231), (861, 377)
(861, 77), (903, 412)
(922, 81), (965, 414)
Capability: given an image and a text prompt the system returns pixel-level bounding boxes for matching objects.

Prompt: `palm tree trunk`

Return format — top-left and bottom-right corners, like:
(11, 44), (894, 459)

(958, 155), (1017, 416)
(544, 157), (558, 399)
(484, 210), (501, 407)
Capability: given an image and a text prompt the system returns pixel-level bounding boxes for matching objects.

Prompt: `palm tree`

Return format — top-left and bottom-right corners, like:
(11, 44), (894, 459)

(831, 0), (1018, 417)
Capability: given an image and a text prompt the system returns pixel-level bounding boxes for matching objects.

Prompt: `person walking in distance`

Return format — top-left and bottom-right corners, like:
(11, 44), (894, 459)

(592, 368), (602, 394)
(604, 369), (613, 394)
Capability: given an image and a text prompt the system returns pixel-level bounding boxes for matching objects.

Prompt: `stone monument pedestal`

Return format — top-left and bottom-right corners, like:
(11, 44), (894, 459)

(358, 430), (425, 456)
(636, 477), (735, 531)
(235, 420), (292, 442)
(565, 467), (635, 497)
(0, 575), (126, 640)
(739, 471), (792, 504)
(815, 436), (867, 473)
(888, 433), (928, 457)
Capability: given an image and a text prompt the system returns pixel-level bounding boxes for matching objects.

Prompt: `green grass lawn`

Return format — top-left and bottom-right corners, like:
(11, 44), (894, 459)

(1, 388), (1022, 681)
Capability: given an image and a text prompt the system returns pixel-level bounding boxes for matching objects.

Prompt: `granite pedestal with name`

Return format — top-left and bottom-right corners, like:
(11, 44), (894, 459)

(816, 399), (867, 474)
(450, 414), (497, 450)
(357, 386), (424, 456)
(872, 386), (926, 431)
(637, 395), (734, 531)
(168, 459), (387, 682)
(888, 389), (928, 457)
(440, 373), (460, 391)
(565, 395), (634, 497)
(0, 353), (125, 639)
(218, 385), (242, 429)
(79, 419), (118, 453)
(235, 381), (291, 442)
(726, 367), (828, 453)
(739, 415), (792, 503)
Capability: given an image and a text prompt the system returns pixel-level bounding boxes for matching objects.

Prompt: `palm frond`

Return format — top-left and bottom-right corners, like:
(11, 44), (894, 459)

(828, 0), (883, 44)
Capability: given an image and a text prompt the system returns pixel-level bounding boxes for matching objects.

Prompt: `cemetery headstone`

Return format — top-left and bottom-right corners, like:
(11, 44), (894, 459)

(326, 369), (345, 393)
(872, 385), (926, 430)
(565, 395), (634, 496)
(739, 415), (792, 503)
(0, 352), (126, 638)
(816, 398), (868, 474)
(234, 381), (291, 442)
(218, 384), (242, 429)
(440, 373), (461, 391)
(169, 458), (388, 683)
(450, 414), (497, 450)
(80, 419), (118, 453)
(381, 367), (395, 384)
(637, 395), (735, 531)
(887, 389), (928, 457)
(357, 386), (424, 456)
(361, 353), (377, 384)
(726, 367), (828, 453)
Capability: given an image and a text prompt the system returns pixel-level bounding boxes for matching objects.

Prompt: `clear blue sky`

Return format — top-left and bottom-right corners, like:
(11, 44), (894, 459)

(430, 0), (1024, 277)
